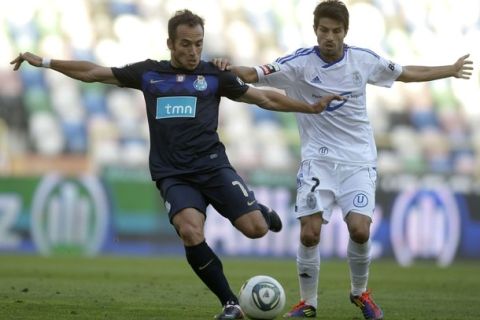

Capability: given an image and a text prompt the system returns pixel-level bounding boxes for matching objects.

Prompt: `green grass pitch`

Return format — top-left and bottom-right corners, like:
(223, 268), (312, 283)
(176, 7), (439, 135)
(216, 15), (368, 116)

(1, 255), (479, 319)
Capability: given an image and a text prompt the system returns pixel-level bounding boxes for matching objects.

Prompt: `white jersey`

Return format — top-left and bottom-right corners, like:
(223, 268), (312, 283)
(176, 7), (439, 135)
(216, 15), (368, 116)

(255, 45), (402, 166)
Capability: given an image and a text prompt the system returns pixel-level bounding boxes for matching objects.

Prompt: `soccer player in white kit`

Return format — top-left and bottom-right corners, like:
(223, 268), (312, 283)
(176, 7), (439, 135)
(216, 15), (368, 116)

(214, 0), (473, 319)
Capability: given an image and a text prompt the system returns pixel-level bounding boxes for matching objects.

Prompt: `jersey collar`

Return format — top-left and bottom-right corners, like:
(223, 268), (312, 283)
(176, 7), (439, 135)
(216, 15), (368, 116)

(314, 45), (347, 68)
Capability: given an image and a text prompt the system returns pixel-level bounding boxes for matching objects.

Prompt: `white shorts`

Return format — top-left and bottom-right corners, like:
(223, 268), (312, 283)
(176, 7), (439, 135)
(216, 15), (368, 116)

(294, 160), (377, 223)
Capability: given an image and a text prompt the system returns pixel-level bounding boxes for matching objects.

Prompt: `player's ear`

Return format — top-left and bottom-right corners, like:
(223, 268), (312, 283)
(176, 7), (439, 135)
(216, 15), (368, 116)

(167, 38), (173, 50)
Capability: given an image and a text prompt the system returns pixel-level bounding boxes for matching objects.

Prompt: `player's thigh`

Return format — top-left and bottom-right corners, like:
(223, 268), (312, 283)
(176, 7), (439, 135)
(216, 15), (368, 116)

(202, 167), (258, 223)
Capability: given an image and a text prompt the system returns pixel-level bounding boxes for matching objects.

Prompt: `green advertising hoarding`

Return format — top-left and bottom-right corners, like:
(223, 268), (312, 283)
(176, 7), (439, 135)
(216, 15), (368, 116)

(0, 168), (175, 256)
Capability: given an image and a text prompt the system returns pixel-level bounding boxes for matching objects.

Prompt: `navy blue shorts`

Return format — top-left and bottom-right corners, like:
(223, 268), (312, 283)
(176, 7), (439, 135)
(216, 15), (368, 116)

(155, 167), (259, 224)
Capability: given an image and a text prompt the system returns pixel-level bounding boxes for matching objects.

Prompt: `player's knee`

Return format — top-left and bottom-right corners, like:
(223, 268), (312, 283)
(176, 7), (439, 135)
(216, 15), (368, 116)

(346, 213), (371, 243)
(234, 212), (269, 238)
(299, 214), (322, 246)
(349, 227), (370, 244)
(241, 223), (268, 239)
(177, 223), (204, 244)
(300, 229), (320, 247)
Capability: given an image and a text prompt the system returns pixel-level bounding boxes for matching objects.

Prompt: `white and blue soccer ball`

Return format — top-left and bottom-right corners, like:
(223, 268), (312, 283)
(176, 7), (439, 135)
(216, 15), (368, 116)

(238, 275), (286, 319)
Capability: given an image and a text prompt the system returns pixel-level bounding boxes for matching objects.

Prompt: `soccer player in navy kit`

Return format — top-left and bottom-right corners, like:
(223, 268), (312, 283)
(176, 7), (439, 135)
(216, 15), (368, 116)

(11, 9), (343, 319)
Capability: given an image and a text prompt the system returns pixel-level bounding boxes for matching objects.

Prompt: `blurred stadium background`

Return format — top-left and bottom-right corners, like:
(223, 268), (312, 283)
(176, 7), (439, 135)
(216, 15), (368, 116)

(0, 0), (479, 266)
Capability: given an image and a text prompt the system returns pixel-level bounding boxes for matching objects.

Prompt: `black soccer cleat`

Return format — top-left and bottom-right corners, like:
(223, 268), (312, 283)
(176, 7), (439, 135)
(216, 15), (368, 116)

(268, 208), (283, 232)
(214, 301), (245, 319)
(259, 204), (283, 232)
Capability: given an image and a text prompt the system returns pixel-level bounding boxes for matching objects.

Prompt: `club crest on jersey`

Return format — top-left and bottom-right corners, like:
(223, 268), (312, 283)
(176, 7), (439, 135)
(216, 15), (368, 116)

(193, 75), (208, 91)
(259, 62), (280, 75)
(352, 71), (362, 85)
(176, 74), (186, 82)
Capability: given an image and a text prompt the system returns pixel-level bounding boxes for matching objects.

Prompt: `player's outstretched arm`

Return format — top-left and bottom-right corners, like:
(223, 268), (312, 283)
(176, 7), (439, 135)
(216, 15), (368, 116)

(10, 52), (120, 85)
(397, 54), (474, 82)
(237, 87), (343, 114)
(211, 58), (259, 83)
(230, 66), (259, 83)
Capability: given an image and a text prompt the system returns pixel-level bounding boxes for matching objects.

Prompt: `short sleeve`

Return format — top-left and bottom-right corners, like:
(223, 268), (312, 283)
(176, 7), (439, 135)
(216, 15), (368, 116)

(111, 60), (153, 89)
(218, 71), (250, 100)
(255, 61), (297, 90)
(368, 57), (403, 87)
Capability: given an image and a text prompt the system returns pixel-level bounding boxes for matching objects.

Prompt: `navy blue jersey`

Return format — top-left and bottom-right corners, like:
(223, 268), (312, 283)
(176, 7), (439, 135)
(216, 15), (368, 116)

(111, 60), (249, 180)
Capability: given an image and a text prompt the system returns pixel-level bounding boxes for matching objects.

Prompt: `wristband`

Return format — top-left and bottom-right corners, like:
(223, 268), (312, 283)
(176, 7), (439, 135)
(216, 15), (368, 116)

(41, 57), (51, 68)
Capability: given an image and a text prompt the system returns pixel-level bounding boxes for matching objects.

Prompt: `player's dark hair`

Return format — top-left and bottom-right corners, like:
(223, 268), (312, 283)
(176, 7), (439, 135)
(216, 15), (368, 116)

(168, 9), (205, 40)
(313, 0), (349, 32)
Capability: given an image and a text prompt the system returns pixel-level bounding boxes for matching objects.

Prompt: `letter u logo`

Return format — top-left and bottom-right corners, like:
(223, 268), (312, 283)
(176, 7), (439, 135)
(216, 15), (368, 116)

(353, 193), (368, 208)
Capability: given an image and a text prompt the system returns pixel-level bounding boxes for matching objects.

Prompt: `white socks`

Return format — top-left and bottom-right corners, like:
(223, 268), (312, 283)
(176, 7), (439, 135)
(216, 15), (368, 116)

(347, 238), (371, 297)
(297, 243), (320, 308)
(296, 239), (371, 307)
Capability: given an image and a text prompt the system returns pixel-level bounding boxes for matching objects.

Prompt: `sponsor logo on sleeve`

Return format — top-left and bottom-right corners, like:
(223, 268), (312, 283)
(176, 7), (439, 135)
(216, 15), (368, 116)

(259, 62), (281, 75)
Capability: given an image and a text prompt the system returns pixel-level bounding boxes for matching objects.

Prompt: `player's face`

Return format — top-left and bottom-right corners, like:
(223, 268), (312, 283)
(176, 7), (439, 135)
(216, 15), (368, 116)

(168, 24), (204, 70)
(314, 17), (346, 62)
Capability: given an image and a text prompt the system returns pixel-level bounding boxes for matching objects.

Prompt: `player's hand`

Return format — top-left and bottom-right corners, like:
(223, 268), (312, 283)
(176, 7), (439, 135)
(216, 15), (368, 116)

(211, 57), (231, 71)
(453, 54), (473, 79)
(10, 52), (43, 71)
(312, 94), (345, 113)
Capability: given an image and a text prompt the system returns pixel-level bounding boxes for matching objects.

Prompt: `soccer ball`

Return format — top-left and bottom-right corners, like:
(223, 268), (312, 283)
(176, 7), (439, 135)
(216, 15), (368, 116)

(238, 275), (286, 319)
